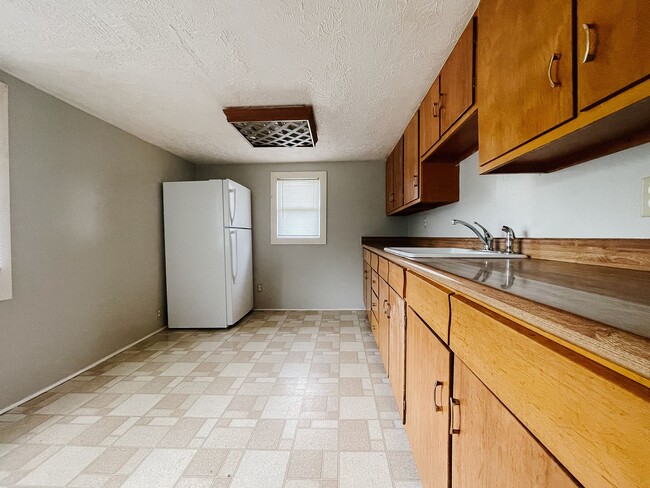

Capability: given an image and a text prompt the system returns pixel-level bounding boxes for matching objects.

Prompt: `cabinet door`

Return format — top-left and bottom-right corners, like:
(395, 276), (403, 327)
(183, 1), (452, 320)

(577, 0), (650, 110)
(378, 278), (390, 373)
(363, 262), (371, 320)
(385, 149), (395, 213)
(451, 360), (579, 488)
(403, 112), (420, 204)
(440, 18), (475, 135)
(419, 78), (441, 157)
(392, 137), (404, 209)
(405, 307), (450, 488)
(388, 288), (406, 423)
(477, 0), (574, 164)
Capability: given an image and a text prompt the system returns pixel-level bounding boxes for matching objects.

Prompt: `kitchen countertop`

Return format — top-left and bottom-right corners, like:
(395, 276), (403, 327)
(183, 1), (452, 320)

(364, 244), (650, 383)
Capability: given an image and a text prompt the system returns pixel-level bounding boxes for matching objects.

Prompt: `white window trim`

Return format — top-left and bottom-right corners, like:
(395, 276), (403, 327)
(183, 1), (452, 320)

(270, 171), (327, 245)
(0, 82), (12, 301)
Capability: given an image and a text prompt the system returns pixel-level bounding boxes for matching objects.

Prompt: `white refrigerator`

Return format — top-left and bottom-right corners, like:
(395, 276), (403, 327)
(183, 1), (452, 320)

(163, 179), (254, 328)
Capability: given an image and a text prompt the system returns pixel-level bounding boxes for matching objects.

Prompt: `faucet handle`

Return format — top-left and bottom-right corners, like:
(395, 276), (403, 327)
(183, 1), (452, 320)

(501, 225), (515, 237)
(473, 221), (493, 241)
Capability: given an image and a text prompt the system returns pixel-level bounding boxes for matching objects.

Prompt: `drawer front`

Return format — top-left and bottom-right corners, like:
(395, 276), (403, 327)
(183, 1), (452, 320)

(371, 253), (379, 272)
(406, 271), (452, 343)
(371, 270), (379, 296)
(388, 262), (405, 297)
(450, 295), (650, 488)
(363, 249), (371, 264)
(378, 256), (389, 281)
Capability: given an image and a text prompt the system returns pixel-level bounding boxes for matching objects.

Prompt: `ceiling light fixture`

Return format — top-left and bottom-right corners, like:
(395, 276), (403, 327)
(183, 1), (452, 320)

(223, 105), (317, 148)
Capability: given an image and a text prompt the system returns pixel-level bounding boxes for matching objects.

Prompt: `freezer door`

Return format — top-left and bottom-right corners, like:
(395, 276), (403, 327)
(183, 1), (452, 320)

(223, 179), (252, 229)
(224, 227), (254, 325)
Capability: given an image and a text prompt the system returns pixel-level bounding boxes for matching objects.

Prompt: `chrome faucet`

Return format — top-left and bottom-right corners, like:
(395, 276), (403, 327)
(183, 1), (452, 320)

(451, 219), (494, 251)
(501, 226), (516, 254)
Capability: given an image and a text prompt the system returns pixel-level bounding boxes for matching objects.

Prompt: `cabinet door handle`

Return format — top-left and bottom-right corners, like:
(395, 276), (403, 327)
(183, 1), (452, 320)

(547, 53), (561, 88)
(582, 23), (596, 63)
(413, 174), (418, 187)
(450, 397), (461, 434)
(432, 101), (438, 118)
(433, 381), (443, 411)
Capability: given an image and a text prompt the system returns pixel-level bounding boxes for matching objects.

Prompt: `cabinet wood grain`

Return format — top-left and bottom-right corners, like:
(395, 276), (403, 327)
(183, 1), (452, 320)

(577, 0), (650, 110)
(378, 278), (390, 373)
(405, 271), (452, 343)
(405, 307), (451, 488)
(440, 18), (475, 135)
(388, 262), (405, 297)
(419, 77), (440, 157)
(388, 288), (406, 423)
(378, 256), (389, 281)
(477, 0), (574, 165)
(451, 359), (579, 488)
(450, 295), (650, 488)
(403, 112), (420, 204)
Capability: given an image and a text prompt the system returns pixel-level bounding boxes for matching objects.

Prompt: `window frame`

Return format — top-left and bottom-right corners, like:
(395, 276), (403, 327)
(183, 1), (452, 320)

(270, 171), (327, 245)
(0, 81), (12, 301)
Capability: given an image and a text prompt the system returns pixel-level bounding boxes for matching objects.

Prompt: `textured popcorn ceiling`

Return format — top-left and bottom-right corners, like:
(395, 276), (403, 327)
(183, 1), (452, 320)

(0, 0), (478, 164)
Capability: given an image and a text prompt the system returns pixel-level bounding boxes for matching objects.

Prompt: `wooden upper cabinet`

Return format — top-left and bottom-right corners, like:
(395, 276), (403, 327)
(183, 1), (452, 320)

(577, 0), (650, 110)
(477, 0), (574, 165)
(392, 137), (404, 209)
(451, 360), (579, 488)
(419, 77), (441, 157)
(405, 307), (451, 488)
(440, 17), (475, 135)
(385, 150), (394, 213)
(403, 112), (420, 204)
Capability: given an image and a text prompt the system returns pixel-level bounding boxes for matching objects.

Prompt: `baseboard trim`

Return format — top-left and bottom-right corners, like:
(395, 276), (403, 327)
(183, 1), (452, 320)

(253, 308), (364, 311)
(0, 327), (165, 416)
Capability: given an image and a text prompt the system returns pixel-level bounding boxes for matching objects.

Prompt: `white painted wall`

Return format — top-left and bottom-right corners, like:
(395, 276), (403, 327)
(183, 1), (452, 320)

(408, 144), (650, 238)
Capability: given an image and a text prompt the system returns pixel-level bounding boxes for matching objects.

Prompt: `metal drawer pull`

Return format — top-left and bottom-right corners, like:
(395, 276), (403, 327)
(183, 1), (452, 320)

(450, 397), (461, 434)
(432, 101), (438, 118)
(413, 175), (418, 187)
(547, 53), (561, 88)
(433, 381), (443, 411)
(582, 23), (596, 63)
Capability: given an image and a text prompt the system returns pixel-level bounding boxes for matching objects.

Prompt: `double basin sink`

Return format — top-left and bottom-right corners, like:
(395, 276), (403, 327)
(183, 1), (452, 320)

(384, 247), (527, 259)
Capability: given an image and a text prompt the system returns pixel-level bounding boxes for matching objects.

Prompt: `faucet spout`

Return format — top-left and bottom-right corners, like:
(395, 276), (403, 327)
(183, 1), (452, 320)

(451, 219), (494, 251)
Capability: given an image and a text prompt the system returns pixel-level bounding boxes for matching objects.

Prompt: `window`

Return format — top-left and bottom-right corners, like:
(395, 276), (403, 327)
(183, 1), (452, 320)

(271, 171), (326, 245)
(0, 82), (11, 300)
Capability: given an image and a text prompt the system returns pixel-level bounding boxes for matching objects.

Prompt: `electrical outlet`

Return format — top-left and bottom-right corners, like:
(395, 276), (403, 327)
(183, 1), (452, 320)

(156, 309), (161, 318)
(256, 283), (263, 292)
(424, 217), (427, 228)
(643, 177), (650, 217)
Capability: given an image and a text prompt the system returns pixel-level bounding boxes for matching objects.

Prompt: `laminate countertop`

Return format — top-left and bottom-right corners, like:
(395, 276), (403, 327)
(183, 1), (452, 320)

(363, 244), (650, 384)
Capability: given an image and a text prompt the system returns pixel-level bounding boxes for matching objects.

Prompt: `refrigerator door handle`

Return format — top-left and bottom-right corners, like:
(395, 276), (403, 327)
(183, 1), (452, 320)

(228, 187), (236, 226)
(230, 229), (238, 284)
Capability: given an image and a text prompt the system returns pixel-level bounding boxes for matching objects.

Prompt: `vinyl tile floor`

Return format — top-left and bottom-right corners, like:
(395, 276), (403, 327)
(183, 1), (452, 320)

(0, 311), (422, 488)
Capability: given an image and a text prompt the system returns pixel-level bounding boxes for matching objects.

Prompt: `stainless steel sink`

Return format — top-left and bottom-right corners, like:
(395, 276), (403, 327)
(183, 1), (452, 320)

(384, 247), (527, 259)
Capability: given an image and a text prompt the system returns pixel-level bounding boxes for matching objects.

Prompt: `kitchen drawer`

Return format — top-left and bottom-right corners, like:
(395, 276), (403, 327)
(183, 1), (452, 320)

(378, 256), (389, 281)
(406, 271), (452, 343)
(371, 270), (379, 296)
(388, 262), (405, 297)
(371, 253), (379, 272)
(363, 249), (371, 264)
(450, 295), (650, 488)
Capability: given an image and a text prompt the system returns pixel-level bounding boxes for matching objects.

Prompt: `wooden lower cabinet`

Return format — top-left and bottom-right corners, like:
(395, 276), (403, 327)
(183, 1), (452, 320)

(405, 307), (451, 488)
(451, 359), (579, 488)
(388, 288), (406, 422)
(377, 278), (390, 373)
(363, 262), (371, 321)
